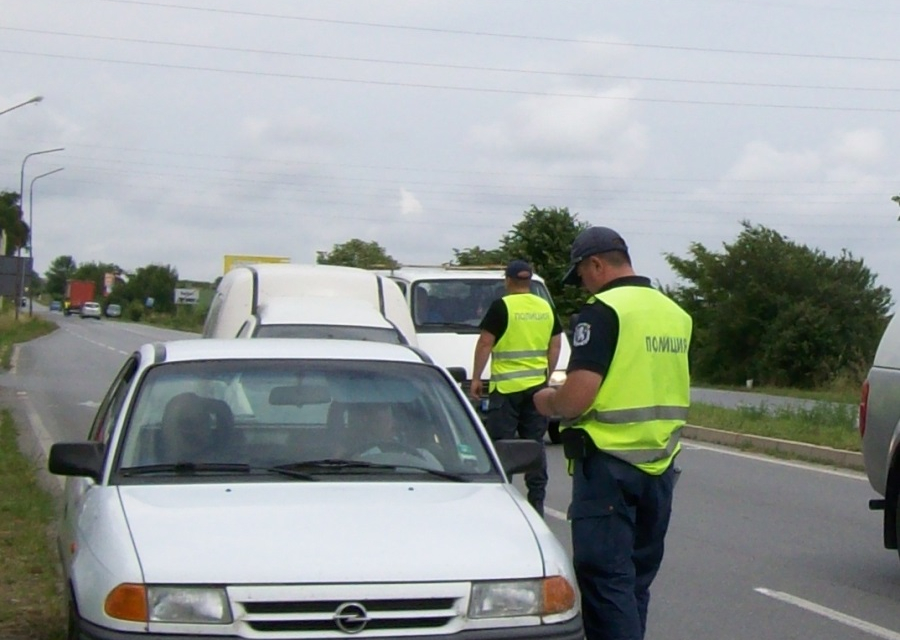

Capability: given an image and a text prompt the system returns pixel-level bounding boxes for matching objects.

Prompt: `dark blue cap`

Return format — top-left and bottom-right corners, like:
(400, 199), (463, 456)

(563, 227), (629, 285)
(505, 259), (533, 280)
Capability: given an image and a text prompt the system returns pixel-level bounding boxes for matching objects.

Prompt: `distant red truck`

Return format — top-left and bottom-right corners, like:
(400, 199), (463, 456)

(64, 280), (96, 316)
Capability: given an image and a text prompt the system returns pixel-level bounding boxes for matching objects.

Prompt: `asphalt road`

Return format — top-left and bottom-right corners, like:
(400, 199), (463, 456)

(3, 310), (898, 639)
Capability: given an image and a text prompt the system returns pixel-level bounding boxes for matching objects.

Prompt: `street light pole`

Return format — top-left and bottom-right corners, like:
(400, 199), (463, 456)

(0, 96), (43, 117)
(27, 167), (64, 317)
(15, 147), (64, 320)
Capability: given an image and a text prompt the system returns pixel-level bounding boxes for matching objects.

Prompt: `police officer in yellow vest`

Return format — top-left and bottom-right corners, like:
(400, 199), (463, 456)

(470, 259), (563, 517)
(534, 227), (692, 640)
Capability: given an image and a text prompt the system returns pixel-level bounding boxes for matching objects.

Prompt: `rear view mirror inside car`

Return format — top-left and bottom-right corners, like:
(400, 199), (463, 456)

(269, 383), (332, 406)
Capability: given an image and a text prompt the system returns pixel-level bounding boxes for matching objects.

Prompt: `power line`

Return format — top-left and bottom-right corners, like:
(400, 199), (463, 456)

(4, 26), (899, 94)
(95, 0), (900, 63)
(4, 48), (899, 112)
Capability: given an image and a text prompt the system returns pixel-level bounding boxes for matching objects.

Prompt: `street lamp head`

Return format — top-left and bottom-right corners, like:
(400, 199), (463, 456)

(29, 96), (44, 105)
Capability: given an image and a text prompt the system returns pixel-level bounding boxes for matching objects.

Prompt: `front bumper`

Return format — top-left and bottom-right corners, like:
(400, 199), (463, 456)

(76, 615), (584, 640)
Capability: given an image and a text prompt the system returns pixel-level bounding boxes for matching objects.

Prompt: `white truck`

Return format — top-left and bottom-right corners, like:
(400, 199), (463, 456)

(379, 265), (571, 443)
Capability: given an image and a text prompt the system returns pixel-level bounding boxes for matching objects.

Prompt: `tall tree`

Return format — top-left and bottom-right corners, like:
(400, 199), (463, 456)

(451, 245), (507, 266)
(44, 255), (77, 296)
(499, 205), (589, 320)
(664, 221), (893, 388)
(317, 239), (399, 269)
(118, 264), (179, 313)
(0, 191), (27, 256)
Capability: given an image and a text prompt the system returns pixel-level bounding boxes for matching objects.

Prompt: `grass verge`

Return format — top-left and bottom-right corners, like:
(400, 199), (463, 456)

(688, 401), (860, 451)
(0, 312), (57, 370)
(0, 409), (65, 639)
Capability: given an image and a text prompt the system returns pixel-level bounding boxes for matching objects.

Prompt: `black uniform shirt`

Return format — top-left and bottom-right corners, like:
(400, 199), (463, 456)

(567, 276), (653, 376)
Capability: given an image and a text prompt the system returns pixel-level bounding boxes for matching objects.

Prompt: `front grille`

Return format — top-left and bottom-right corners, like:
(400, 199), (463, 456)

(230, 584), (468, 637)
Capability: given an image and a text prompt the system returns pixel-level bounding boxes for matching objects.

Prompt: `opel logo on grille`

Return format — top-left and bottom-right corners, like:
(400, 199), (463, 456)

(333, 602), (369, 634)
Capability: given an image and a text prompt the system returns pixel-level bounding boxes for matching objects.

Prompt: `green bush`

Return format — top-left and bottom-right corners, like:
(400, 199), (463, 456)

(127, 300), (144, 321)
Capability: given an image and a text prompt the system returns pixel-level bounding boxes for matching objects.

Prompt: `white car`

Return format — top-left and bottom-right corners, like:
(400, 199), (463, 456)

(80, 301), (102, 319)
(48, 338), (582, 639)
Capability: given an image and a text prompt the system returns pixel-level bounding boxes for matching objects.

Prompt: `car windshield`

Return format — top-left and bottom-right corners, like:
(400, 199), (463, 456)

(114, 358), (495, 482)
(411, 278), (554, 332)
(255, 324), (402, 343)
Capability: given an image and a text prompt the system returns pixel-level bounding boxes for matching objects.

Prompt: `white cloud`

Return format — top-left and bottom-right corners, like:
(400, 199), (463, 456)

(399, 188), (423, 215)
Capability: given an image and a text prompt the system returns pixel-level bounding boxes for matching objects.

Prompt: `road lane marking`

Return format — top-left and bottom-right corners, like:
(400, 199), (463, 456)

(61, 325), (129, 355)
(755, 588), (900, 639)
(683, 442), (865, 480)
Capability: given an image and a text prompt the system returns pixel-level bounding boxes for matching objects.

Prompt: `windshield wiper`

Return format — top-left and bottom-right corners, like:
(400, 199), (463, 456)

(120, 462), (317, 481)
(120, 462), (251, 476)
(274, 459), (470, 482)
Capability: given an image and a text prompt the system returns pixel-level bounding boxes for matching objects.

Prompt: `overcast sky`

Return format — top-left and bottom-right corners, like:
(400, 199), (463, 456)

(3, 0), (899, 303)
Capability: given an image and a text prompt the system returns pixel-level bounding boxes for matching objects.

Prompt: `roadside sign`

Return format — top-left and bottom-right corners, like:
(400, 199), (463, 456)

(174, 288), (200, 305)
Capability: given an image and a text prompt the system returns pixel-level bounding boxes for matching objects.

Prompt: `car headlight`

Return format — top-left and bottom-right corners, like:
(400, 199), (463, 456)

(549, 370), (567, 387)
(468, 576), (576, 618)
(105, 584), (232, 624)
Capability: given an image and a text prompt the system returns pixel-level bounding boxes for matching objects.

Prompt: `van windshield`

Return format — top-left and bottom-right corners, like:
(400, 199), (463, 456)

(255, 325), (403, 344)
(411, 279), (553, 333)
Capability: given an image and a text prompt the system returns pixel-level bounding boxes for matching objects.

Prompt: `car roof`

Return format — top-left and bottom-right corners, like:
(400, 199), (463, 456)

(256, 296), (393, 328)
(139, 338), (429, 366)
(381, 265), (547, 283)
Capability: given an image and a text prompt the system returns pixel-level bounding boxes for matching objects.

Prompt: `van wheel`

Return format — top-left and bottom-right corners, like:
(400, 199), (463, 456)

(547, 421), (561, 445)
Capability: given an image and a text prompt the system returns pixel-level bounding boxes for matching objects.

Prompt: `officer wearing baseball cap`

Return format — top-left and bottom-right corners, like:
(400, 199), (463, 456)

(470, 259), (564, 517)
(534, 226), (692, 639)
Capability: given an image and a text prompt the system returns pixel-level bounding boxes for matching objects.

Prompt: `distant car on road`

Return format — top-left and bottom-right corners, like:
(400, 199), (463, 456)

(105, 303), (122, 318)
(47, 338), (582, 639)
(79, 301), (102, 319)
(49, 300), (62, 312)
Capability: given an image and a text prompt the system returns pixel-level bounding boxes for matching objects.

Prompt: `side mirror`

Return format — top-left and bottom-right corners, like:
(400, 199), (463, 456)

(48, 442), (105, 482)
(447, 367), (467, 384)
(493, 439), (542, 476)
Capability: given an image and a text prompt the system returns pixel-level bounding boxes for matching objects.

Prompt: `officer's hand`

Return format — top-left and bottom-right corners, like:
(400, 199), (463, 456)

(469, 379), (482, 400)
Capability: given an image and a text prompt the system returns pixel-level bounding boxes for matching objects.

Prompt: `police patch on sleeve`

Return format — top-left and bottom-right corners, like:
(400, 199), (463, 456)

(573, 322), (591, 347)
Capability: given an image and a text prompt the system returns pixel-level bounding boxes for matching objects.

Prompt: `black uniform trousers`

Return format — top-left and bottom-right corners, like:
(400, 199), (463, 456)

(484, 383), (548, 516)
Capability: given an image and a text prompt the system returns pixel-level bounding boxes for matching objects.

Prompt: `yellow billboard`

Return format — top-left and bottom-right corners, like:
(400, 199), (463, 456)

(223, 254), (291, 274)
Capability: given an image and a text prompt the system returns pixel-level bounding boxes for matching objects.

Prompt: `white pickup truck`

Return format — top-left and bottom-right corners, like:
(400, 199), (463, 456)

(860, 312), (900, 561)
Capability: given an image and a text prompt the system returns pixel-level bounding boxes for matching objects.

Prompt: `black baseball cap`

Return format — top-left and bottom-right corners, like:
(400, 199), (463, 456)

(505, 259), (533, 280)
(562, 226), (629, 285)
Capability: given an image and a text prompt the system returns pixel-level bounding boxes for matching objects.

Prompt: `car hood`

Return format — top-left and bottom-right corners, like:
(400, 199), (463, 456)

(120, 482), (545, 583)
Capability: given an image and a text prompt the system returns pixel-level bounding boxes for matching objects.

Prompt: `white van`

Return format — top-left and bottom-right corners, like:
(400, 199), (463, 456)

(379, 265), (571, 442)
(203, 263), (417, 347)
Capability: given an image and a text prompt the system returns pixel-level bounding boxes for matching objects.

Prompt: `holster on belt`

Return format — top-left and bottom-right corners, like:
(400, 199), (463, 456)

(560, 428), (596, 460)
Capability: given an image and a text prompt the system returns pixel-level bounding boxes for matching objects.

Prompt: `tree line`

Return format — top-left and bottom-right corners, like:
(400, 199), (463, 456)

(318, 206), (893, 390)
(24, 202), (893, 390)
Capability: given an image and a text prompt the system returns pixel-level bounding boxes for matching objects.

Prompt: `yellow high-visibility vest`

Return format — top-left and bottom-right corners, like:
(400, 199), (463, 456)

(571, 286), (692, 474)
(490, 293), (554, 393)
